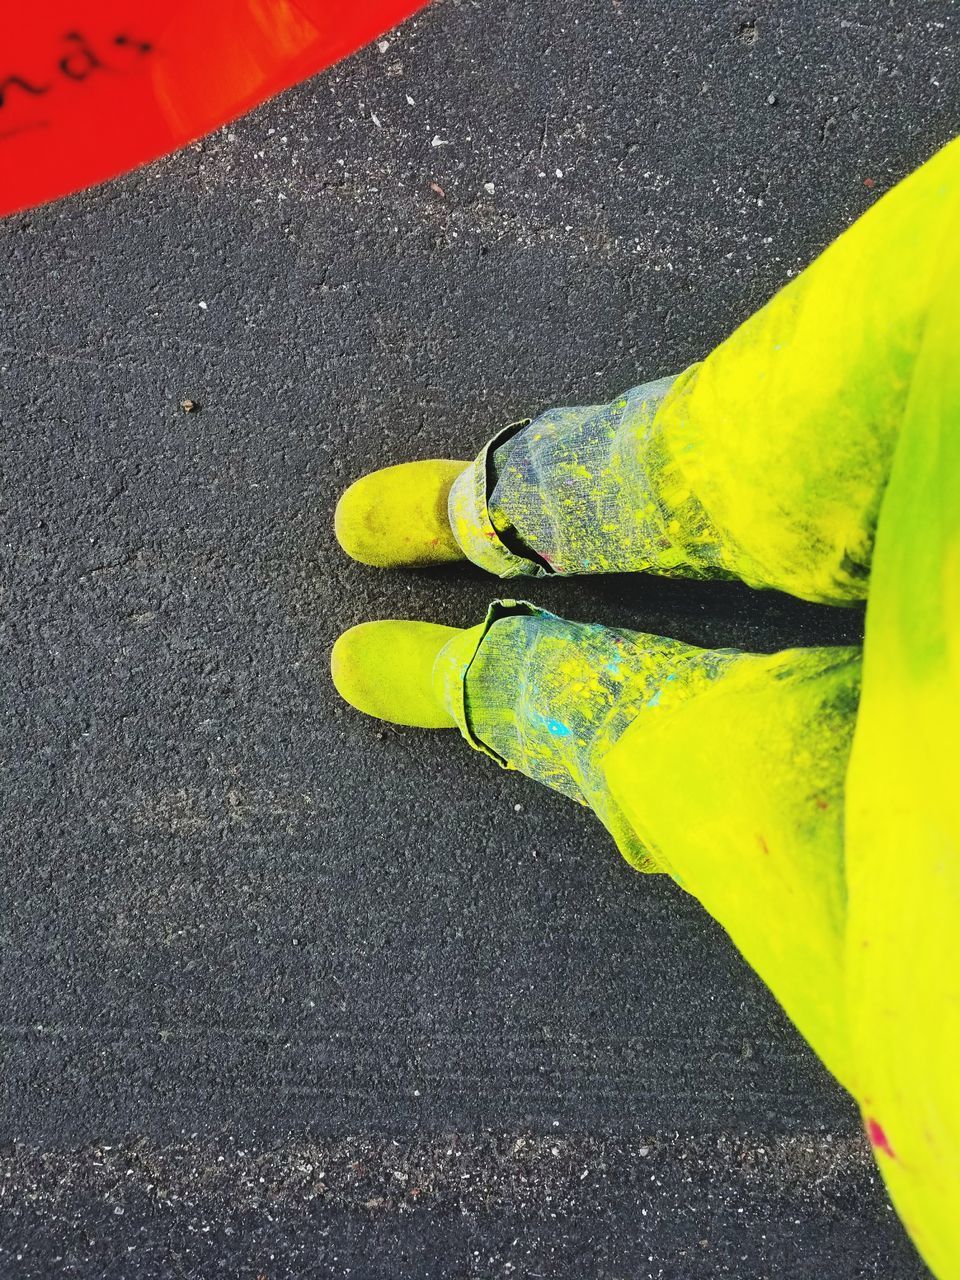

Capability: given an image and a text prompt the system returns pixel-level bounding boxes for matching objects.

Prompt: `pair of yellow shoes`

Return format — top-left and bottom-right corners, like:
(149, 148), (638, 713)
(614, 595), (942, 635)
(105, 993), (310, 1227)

(331, 459), (472, 729)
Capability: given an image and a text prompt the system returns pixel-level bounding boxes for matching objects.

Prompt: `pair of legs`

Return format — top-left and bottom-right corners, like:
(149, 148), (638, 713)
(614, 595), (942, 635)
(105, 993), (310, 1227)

(333, 137), (960, 1279)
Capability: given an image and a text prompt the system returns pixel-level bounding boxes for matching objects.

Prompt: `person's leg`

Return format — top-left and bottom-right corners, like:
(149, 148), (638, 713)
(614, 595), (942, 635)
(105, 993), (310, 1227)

(447, 135), (960, 603)
(334, 601), (858, 1080)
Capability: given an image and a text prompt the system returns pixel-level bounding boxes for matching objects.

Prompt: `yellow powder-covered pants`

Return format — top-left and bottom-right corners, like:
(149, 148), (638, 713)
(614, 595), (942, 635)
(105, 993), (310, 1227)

(434, 137), (960, 1278)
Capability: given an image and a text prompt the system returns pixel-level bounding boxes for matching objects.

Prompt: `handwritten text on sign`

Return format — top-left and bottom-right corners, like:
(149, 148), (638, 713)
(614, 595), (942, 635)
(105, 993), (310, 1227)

(0, 1), (431, 216)
(1, 30), (154, 143)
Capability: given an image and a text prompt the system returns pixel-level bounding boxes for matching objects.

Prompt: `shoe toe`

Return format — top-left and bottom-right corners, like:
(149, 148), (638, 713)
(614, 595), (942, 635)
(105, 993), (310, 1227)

(331, 620), (461, 727)
(334, 460), (469, 568)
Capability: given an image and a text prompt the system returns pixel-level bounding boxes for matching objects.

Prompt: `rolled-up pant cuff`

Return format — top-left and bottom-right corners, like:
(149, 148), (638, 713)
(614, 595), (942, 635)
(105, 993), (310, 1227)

(447, 421), (547, 578)
(431, 599), (536, 766)
(429, 598), (662, 872)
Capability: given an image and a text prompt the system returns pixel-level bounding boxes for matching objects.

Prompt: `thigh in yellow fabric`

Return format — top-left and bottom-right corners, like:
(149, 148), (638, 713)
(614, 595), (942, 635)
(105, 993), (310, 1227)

(845, 251), (960, 1280)
(648, 136), (960, 603)
(603, 647), (861, 1092)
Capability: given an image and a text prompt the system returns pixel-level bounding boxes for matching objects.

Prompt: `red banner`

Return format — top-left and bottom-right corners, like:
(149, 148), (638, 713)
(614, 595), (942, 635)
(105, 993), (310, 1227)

(0, 1), (430, 216)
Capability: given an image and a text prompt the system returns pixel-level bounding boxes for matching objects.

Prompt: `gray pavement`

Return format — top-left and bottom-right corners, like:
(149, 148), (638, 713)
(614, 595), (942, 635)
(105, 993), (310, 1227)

(1, 1), (957, 1276)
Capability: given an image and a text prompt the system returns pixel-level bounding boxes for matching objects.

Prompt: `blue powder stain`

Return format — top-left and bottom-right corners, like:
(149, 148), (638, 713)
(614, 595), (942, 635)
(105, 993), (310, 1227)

(646, 691), (662, 708)
(529, 711), (572, 738)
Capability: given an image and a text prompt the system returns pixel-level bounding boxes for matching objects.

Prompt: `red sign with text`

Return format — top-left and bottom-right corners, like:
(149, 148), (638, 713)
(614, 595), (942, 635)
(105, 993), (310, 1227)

(0, 1), (430, 216)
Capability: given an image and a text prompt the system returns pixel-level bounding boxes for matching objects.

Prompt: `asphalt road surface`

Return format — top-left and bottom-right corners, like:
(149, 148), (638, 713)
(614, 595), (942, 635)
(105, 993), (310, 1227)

(2, 2), (958, 1276)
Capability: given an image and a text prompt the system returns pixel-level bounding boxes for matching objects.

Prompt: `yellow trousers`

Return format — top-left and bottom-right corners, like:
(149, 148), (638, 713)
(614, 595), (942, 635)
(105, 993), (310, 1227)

(434, 137), (960, 1278)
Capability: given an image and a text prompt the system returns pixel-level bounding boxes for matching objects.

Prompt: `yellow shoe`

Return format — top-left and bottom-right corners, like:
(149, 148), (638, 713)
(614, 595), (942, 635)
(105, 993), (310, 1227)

(334, 460), (469, 568)
(331, 620), (463, 728)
